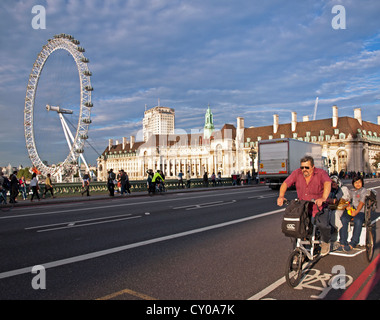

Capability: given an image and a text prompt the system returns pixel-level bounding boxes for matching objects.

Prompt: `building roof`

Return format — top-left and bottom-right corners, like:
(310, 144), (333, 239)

(244, 116), (380, 142)
(101, 115), (380, 157)
(100, 124), (239, 157)
(102, 141), (145, 156)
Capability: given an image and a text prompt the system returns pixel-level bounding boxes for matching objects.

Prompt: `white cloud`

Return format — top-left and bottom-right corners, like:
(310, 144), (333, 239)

(2, 0), (380, 166)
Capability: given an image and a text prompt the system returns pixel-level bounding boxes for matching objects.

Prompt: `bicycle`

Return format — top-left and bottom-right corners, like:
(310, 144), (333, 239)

(284, 199), (323, 288)
(285, 189), (378, 288)
(155, 181), (165, 194)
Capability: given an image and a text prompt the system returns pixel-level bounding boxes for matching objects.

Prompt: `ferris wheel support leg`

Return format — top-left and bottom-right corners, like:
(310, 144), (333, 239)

(55, 168), (63, 183)
(59, 113), (91, 177)
(59, 114), (74, 155)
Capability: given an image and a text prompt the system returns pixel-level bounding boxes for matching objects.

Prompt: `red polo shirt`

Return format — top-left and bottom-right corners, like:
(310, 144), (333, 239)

(284, 167), (331, 216)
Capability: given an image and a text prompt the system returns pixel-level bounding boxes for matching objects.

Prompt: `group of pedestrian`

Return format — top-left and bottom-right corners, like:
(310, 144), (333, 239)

(146, 169), (165, 195)
(202, 171), (222, 187)
(107, 169), (131, 196)
(178, 170), (192, 189)
(278, 155), (369, 256)
(0, 170), (19, 204)
(334, 169), (379, 180)
(0, 170), (56, 204)
(30, 173), (56, 201)
(145, 169), (228, 194)
(232, 171), (257, 186)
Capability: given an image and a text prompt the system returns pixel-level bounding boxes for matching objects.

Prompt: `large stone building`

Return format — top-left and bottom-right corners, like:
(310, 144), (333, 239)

(97, 105), (380, 181)
(240, 106), (380, 175)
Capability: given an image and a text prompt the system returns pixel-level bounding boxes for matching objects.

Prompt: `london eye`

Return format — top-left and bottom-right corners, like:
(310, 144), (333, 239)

(24, 34), (94, 181)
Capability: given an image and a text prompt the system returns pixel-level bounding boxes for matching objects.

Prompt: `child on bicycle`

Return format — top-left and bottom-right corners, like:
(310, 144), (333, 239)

(338, 176), (367, 252)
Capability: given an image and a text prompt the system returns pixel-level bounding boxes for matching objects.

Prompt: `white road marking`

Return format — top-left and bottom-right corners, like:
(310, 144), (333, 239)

(37, 216), (142, 233)
(0, 188), (266, 220)
(186, 200), (236, 210)
(173, 200), (236, 210)
(248, 194), (279, 200)
(25, 213), (134, 230)
(173, 201), (224, 210)
(0, 207), (284, 280)
(248, 277), (286, 300)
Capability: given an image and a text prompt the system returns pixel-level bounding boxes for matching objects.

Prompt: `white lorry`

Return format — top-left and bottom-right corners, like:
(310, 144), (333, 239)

(257, 138), (327, 190)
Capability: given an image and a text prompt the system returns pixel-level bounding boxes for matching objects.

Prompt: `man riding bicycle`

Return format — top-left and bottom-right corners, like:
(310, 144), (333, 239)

(277, 155), (332, 256)
(152, 170), (165, 193)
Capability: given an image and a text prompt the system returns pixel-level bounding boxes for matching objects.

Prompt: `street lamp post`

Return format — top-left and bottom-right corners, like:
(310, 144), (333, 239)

(333, 158), (337, 174)
(249, 147), (257, 184)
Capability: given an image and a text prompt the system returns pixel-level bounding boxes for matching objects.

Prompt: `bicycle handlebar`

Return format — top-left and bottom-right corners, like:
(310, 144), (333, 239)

(283, 198), (327, 212)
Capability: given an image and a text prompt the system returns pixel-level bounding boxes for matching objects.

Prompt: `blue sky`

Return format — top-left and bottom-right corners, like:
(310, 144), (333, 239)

(1, 0), (380, 167)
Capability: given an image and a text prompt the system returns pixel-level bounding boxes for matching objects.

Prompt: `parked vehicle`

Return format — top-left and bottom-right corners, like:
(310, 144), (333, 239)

(258, 138), (327, 190)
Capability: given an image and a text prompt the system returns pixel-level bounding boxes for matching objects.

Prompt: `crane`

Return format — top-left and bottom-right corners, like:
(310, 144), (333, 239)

(313, 97), (319, 121)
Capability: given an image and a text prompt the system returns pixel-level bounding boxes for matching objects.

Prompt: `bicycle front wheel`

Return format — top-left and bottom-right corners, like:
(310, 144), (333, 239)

(285, 248), (305, 288)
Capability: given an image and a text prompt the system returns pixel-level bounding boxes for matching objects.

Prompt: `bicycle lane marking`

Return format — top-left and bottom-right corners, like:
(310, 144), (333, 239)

(250, 226), (380, 300)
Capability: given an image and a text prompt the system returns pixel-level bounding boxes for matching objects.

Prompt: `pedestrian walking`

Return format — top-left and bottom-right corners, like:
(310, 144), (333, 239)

(211, 172), (216, 187)
(43, 173), (55, 199)
(0, 171), (8, 204)
(125, 171), (131, 194)
(9, 171), (20, 203)
(186, 170), (191, 188)
(107, 169), (116, 196)
(119, 170), (131, 195)
(81, 173), (91, 196)
(177, 170), (184, 188)
(146, 169), (154, 194)
(30, 173), (40, 202)
(203, 172), (209, 187)
(217, 172), (222, 186)
(19, 176), (27, 200)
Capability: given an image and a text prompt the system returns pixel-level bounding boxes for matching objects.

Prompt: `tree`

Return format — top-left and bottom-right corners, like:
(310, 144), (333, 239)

(373, 152), (380, 171)
(17, 168), (32, 180)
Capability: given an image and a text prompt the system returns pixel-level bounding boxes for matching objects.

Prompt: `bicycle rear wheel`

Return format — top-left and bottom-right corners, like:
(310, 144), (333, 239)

(285, 248), (305, 288)
(365, 227), (374, 262)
